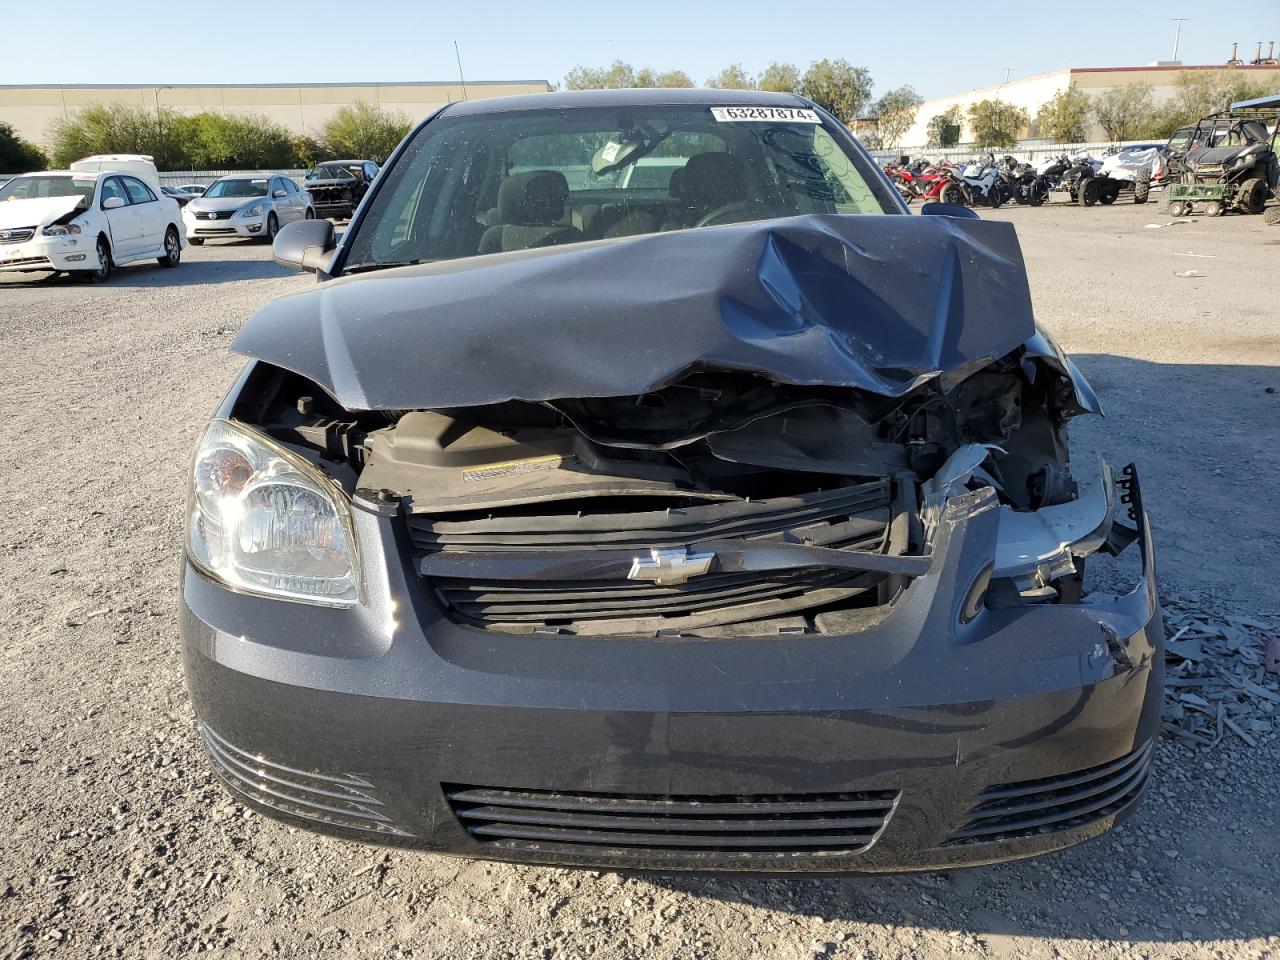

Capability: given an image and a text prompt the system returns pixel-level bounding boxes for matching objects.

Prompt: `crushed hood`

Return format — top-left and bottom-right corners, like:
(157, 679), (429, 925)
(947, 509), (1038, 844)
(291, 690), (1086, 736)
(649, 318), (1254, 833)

(232, 213), (1040, 411)
(0, 196), (85, 230)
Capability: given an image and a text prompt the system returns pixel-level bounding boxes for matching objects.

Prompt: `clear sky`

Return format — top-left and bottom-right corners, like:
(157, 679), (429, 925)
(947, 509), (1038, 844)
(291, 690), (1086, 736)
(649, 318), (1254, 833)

(4, 0), (1277, 100)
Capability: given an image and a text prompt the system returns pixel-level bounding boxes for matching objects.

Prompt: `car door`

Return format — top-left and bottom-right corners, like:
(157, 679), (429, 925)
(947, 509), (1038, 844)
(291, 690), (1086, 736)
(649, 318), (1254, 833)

(283, 178), (307, 222)
(270, 178), (297, 224)
(123, 177), (168, 251)
(99, 176), (142, 258)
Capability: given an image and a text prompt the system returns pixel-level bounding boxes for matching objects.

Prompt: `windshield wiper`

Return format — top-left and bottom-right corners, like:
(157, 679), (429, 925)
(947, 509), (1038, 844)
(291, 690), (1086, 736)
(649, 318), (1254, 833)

(343, 259), (431, 275)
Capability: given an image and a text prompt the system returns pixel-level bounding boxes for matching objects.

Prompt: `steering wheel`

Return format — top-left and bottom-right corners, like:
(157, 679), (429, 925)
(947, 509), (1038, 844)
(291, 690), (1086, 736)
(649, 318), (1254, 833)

(694, 200), (770, 228)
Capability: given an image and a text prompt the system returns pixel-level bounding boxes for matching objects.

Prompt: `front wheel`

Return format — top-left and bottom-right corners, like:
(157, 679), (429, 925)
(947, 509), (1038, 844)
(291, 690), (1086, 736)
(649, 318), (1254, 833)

(305, 208), (315, 219)
(1078, 177), (1100, 207)
(987, 185), (1005, 208)
(938, 182), (965, 205)
(1237, 178), (1268, 214)
(1027, 178), (1048, 206)
(263, 213), (279, 244)
(1167, 200), (1189, 217)
(88, 237), (112, 283)
(158, 226), (181, 267)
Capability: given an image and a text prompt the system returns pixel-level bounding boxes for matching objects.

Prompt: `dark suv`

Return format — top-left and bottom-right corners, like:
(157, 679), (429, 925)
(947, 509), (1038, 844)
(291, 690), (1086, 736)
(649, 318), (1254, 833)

(302, 160), (378, 220)
(181, 88), (1161, 873)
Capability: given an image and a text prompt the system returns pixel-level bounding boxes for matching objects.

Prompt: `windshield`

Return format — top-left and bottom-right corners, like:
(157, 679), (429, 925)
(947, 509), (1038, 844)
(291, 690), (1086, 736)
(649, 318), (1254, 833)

(342, 104), (894, 272)
(307, 165), (357, 181)
(0, 176), (96, 203)
(204, 178), (268, 199)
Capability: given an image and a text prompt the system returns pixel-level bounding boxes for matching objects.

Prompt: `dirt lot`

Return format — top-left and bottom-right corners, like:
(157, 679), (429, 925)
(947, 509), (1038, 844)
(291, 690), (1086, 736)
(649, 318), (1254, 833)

(1, 204), (1277, 960)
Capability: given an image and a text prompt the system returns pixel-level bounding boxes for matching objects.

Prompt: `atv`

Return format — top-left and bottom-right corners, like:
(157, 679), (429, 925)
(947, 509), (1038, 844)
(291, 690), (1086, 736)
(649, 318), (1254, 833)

(1094, 144), (1165, 204)
(1166, 98), (1280, 217)
(1047, 154), (1106, 206)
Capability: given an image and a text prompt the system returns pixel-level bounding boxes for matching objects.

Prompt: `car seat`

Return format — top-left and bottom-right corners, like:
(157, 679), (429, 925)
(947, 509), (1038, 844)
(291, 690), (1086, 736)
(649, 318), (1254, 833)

(478, 170), (582, 254)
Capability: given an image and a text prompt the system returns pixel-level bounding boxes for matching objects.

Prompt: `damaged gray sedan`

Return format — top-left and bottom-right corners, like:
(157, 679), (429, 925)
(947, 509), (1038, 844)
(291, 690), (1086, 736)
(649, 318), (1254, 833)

(181, 89), (1162, 872)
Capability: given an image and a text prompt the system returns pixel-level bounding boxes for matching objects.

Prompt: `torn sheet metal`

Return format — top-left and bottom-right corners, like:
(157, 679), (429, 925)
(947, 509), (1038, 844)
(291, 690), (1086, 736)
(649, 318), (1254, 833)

(232, 213), (1038, 410)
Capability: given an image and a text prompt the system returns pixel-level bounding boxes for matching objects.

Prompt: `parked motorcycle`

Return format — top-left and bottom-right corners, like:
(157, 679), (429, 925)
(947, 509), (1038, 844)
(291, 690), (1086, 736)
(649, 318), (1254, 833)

(957, 153), (1006, 207)
(997, 155), (1044, 206)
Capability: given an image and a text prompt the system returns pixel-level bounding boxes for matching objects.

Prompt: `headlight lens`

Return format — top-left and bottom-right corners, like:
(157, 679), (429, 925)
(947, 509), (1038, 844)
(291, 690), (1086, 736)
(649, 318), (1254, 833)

(187, 419), (359, 606)
(42, 223), (81, 236)
(239, 203), (265, 218)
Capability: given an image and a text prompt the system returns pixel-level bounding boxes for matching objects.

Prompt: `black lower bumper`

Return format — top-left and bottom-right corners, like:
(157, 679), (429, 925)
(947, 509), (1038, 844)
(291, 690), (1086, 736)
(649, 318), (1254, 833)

(181, 478), (1163, 873)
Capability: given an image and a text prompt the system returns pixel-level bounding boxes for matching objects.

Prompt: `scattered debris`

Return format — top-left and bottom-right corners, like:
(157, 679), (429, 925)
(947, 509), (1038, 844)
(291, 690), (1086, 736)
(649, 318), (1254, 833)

(1172, 251), (1215, 258)
(1174, 269), (1204, 278)
(1161, 596), (1279, 747)
(1143, 219), (1194, 229)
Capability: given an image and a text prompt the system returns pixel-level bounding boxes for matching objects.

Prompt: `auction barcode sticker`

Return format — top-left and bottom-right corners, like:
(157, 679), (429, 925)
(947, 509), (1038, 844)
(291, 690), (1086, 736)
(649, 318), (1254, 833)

(711, 106), (821, 123)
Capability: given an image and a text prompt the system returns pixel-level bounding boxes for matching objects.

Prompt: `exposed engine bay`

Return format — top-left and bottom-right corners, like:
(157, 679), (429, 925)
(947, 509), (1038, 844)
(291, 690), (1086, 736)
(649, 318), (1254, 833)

(232, 350), (1137, 638)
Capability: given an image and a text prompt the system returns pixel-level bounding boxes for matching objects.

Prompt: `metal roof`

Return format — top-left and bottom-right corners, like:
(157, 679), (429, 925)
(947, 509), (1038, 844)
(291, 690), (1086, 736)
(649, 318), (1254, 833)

(1230, 94), (1280, 110)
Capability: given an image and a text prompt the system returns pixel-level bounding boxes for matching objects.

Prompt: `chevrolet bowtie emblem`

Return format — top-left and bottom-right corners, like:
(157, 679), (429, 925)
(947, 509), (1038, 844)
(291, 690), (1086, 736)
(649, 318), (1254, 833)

(627, 547), (715, 586)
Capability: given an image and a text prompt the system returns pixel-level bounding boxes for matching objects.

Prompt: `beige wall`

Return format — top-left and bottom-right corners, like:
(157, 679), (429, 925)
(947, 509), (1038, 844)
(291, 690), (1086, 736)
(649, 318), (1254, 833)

(902, 64), (1280, 148)
(0, 81), (552, 151)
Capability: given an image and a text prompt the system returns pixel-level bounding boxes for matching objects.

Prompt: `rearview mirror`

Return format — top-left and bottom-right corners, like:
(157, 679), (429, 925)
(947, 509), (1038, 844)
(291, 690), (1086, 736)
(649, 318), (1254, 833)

(273, 218), (336, 273)
(102, 196), (126, 210)
(920, 202), (980, 220)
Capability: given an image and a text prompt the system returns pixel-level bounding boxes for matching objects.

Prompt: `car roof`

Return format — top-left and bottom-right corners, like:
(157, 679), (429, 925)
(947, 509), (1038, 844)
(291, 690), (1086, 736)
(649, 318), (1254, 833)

(322, 159), (372, 165)
(16, 170), (100, 179)
(438, 87), (811, 118)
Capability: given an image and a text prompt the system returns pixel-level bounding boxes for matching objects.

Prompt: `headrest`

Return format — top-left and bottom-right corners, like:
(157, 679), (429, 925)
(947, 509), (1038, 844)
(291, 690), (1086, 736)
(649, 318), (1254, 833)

(678, 152), (746, 207)
(668, 166), (687, 199)
(497, 170), (569, 226)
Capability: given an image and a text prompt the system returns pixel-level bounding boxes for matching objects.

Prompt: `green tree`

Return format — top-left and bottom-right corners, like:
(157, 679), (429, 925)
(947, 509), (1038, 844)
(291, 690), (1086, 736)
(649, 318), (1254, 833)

(1142, 71), (1280, 137)
(1035, 84), (1089, 142)
(873, 85), (923, 149)
(758, 62), (801, 94)
(183, 112), (295, 168)
(48, 104), (188, 169)
(565, 62), (693, 89)
(800, 59), (874, 122)
(926, 106), (963, 148)
(1090, 83), (1154, 140)
(290, 135), (336, 168)
(967, 99), (1027, 148)
(707, 64), (756, 90)
(0, 122), (47, 173)
(321, 101), (411, 163)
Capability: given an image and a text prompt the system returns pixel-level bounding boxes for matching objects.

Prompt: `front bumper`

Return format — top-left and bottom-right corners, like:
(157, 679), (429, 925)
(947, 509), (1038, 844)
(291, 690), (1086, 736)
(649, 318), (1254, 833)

(184, 214), (265, 240)
(182, 473), (1163, 873)
(0, 234), (94, 273)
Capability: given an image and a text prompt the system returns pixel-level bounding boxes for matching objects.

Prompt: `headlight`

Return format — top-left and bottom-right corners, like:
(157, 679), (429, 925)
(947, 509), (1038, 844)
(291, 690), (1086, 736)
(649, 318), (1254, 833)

(42, 223), (81, 236)
(238, 203), (265, 218)
(187, 419), (359, 607)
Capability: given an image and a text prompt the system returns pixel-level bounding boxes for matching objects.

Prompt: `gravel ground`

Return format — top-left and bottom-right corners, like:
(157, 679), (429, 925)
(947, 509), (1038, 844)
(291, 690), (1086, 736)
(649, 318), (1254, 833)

(1, 204), (1277, 960)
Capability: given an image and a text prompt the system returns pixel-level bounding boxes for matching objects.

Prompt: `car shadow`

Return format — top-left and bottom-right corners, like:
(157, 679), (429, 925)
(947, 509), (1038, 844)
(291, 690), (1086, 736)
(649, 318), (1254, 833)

(642, 354), (1280, 946)
(0, 254), (294, 288)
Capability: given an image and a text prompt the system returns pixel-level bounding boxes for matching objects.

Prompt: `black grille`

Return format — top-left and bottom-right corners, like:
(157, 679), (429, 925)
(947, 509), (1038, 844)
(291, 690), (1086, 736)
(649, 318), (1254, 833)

(194, 227), (238, 235)
(445, 785), (899, 856)
(0, 227), (36, 244)
(193, 209), (240, 220)
(199, 724), (412, 837)
(410, 481), (895, 635)
(944, 741), (1153, 846)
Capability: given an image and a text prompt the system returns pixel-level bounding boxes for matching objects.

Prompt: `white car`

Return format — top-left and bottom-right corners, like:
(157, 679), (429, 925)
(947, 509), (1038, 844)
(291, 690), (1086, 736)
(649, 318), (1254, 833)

(183, 175), (314, 245)
(0, 170), (184, 281)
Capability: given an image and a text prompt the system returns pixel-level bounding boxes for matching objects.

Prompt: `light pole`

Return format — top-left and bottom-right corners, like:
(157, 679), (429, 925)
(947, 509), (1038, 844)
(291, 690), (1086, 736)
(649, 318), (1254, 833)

(1170, 19), (1188, 61)
(153, 85), (172, 118)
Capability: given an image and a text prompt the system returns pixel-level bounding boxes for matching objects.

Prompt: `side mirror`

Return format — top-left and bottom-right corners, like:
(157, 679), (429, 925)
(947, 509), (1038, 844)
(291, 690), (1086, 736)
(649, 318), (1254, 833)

(272, 189), (288, 198)
(273, 218), (336, 273)
(102, 196), (126, 210)
(920, 202), (980, 220)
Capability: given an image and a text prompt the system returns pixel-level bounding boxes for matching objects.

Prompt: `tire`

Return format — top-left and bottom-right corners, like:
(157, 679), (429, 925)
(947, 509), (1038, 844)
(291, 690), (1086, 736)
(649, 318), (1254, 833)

(1134, 174), (1150, 204)
(1237, 178), (1267, 215)
(88, 237), (112, 283)
(1264, 205), (1280, 225)
(939, 182), (964, 205)
(1099, 182), (1120, 205)
(1204, 200), (1223, 217)
(305, 208), (315, 219)
(987, 185), (1005, 209)
(263, 213), (279, 244)
(157, 226), (181, 268)
(1027, 178), (1048, 206)
(1167, 201), (1188, 217)
(189, 238), (204, 246)
(1078, 177), (1100, 207)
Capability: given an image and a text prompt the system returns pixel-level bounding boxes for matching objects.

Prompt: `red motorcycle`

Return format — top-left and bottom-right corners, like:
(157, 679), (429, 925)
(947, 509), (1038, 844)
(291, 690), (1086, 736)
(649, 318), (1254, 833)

(884, 160), (969, 206)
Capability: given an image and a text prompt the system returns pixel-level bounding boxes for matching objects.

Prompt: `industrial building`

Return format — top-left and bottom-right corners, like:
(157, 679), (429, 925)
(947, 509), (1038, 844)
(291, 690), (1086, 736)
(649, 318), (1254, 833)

(901, 58), (1280, 147)
(0, 80), (553, 149)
